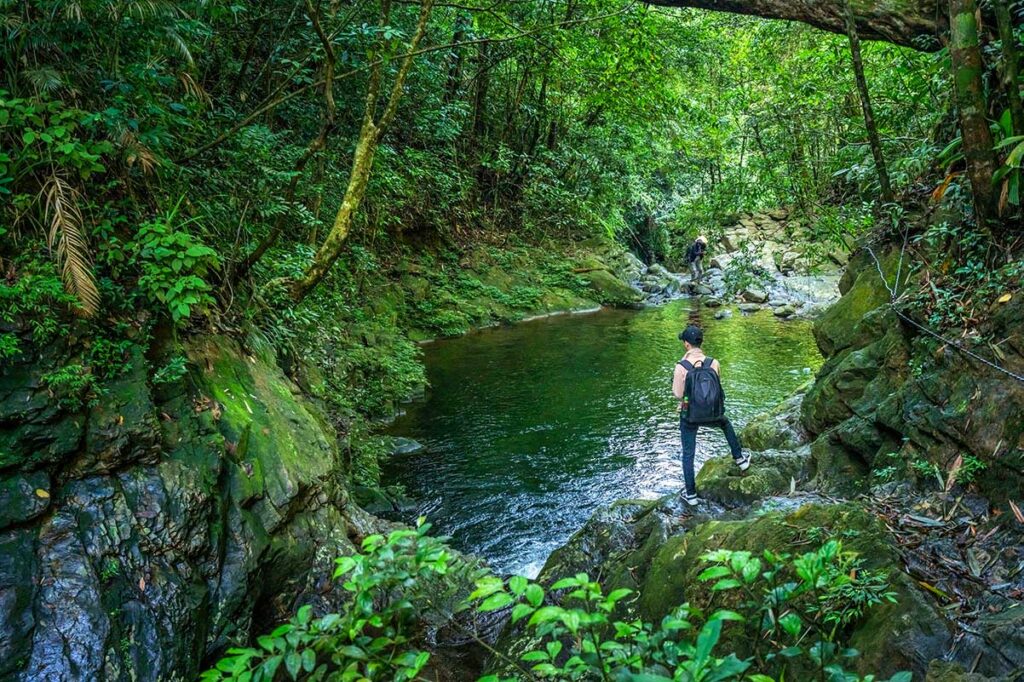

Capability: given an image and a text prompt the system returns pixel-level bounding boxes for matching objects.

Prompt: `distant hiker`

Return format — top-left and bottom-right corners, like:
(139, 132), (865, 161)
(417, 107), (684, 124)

(672, 325), (749, 506)
(687, 236), (708, 283)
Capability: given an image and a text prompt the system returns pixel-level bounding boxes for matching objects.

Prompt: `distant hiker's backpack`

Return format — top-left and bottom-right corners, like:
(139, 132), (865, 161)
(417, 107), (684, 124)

(688, 241), (706, 263)
(680, 357), (725, 424)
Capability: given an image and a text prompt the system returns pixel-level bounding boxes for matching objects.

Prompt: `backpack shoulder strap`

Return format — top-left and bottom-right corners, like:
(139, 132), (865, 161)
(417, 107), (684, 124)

(678, 359), (694, 371)
(700, 357), (714, 369)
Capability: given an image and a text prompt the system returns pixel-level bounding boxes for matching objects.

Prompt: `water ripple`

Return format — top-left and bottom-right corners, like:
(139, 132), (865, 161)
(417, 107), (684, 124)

(386, 300), (821, 576)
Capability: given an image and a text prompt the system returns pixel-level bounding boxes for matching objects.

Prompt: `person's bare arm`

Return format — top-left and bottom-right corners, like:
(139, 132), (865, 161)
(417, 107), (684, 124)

(672, 363), (687, 400)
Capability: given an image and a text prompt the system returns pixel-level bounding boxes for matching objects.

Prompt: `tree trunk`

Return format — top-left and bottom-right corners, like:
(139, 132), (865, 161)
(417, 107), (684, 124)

(444, 14), (469, 104)
(948, 0), (997, 226)
(291, 122), (379, 299)
(290, 0), (435, 302)
(648, 0), (941, 49)
(995, 0), (1024, 135)
(844, 2), (894, 202)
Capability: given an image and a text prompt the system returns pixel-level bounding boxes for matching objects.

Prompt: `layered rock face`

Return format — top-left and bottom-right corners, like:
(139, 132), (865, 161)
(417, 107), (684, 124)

(803, 247), (1024, 498)
(0, 335), (386, 681)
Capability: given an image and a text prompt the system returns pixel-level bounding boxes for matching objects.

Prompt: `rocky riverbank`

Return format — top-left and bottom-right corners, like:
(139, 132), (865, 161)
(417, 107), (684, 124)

(0, 236), (674, 680)
(691, 208), (846, 318)
(0, 332), (408, 680)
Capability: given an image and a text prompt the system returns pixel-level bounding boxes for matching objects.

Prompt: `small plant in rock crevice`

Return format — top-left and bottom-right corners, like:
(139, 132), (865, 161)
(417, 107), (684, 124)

(41, 363), (100, 410)
(953, 453), (987, 486)
(152, 355), (189, 385)
(911, 458), (943, 489)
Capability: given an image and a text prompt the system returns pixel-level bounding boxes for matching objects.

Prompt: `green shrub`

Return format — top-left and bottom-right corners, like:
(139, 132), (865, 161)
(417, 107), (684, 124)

(722, 250), (772, 296)
(0, 261), (79, 344)
(41, 363), (100, 411)
(954, 453), (987, 485)
(152, 355), (189, 385)
(202, 529), (908, 682)
(201, 522), (481, 682)
(132, 202), (220, 326)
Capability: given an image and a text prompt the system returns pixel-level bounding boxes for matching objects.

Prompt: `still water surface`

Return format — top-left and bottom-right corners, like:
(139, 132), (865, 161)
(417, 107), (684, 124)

(384, 299), (822, 576)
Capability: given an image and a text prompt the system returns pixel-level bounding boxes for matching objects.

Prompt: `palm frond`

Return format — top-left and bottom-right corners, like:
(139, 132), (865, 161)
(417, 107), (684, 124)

(165, 28), (194, 66)
(119, 130), (159, 174)
(43, 175), (100, 317)
(111, 0), (176, 20)
(61, 1), (84, 21)
(23, 67), (65, 94)
(179, 71), (210, 104)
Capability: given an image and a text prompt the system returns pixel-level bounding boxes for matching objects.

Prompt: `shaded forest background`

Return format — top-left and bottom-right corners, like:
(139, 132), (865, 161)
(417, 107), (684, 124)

(2, 0), (1022, 475)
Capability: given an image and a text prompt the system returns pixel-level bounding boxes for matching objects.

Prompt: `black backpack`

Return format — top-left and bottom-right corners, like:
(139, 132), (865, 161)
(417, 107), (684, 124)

(680, 357), (725, 424)
(688, 241), (706, 263)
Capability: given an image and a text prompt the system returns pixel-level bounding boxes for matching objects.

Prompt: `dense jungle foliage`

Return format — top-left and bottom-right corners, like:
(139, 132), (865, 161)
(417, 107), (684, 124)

(4, 0), (1024, 680)
(0, 0), (969, 431)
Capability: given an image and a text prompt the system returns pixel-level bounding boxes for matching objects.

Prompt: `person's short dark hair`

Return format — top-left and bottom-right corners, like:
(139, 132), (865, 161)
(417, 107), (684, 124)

(679, 325), (703, 347)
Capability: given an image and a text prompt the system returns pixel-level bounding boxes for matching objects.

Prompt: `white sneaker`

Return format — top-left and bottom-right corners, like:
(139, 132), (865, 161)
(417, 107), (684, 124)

(683, 492), (699, 506)
(736, 454), (751, 472)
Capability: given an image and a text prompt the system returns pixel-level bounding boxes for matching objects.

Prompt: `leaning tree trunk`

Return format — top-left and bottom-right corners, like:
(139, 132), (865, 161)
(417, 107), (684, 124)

(290, 0), (435, 302)
(844, 2), (894, 202)
(948, 0), (997, 228)
(648, 0), (942, 50)
(994, 0), (1024, 136)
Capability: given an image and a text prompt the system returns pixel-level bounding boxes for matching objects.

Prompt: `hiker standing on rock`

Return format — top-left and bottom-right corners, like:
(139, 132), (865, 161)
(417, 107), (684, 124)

(672, 325), (749, 506)
(687, 236), (708, 283)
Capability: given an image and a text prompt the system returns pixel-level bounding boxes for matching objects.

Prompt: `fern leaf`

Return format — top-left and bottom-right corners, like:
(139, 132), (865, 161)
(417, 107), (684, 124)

(43, 175), (100, 317)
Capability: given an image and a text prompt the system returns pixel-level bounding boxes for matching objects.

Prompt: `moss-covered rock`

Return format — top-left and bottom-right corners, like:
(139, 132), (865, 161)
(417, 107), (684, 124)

(0, 334), (384, 681)
(803, 247), (1024, 500)
(578, 268), (643, 307)
(696, 448), (809, 505)
(0, 471), (50, 527)
(813, 247), (907, 358)
(0, 335), (85, 472)
(741, 381), (811, 451)
(635, 502), (951, 679)
(809, 432), (870, 495)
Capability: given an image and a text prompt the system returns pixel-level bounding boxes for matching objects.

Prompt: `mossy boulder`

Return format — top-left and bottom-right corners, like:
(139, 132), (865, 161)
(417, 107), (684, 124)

(741, 381), (811, 451)
(579, 268), (643, 307)
(538, 498), (673, 591)
(813, 248), (908, 358)
(695, 448), (810, 506)
(802, 322), (909, 437)
(809, 433), (870, 495)
(635, 502), (951, 679)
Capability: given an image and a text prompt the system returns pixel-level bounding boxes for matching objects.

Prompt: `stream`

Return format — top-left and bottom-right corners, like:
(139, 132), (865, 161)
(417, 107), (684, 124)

(384, 299), (823, 576)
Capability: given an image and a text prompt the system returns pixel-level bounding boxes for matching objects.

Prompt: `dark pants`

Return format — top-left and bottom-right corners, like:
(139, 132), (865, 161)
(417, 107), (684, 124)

(689, 259), (704, 283)
(680, 416), (743, 495)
